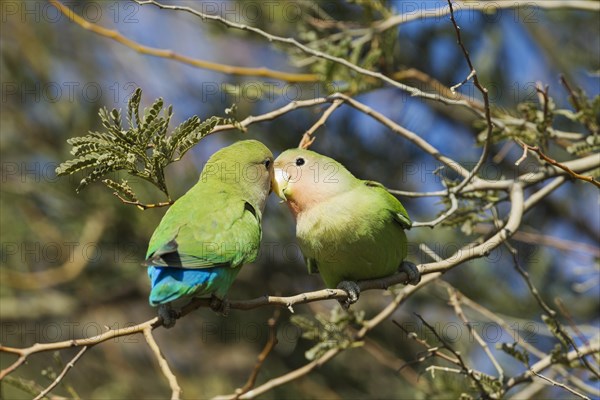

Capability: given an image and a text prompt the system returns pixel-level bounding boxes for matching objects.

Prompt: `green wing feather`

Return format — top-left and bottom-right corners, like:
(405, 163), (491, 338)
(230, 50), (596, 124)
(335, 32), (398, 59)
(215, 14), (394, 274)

(145, 188), (261, 269)
(364, 180), (411, 229)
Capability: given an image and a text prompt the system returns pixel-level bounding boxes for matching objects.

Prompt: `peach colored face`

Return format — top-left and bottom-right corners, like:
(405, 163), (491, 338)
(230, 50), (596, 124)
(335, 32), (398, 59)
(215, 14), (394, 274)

(272, 150), (346, 218)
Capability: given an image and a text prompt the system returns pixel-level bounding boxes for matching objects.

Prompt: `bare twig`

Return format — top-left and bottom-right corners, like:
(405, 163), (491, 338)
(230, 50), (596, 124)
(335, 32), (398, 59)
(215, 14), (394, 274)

(233, 312), (280, 398)
(375, 1), (600, 32)
(33, 346), (88, 400)
(298, 99), (344, 149)
(134, 0), (482, 111)
(412, 192), (458, 228)
(447, 287), (504, 382)
(114, 193), (174, 210)
(473, 223), (600, 257)
(507, 242), (600, 378)
(515, 140), (600, 188)
(49, 0), (317, 83)
(219, 273), (441, 400)
(505, 340), (600, 390)
(0, 269), (417, 381)
(393, 320), (461, 367)
(555, 298), (593, 350)
(415, 313), (491, 398)
(446, 0), (494, 194)
(530, 370), (590, 400)
(560, 75), (598, 134)
(330, 93), (471, 178)
(143, 327), (182, 400)
(420, 183), (524, 275)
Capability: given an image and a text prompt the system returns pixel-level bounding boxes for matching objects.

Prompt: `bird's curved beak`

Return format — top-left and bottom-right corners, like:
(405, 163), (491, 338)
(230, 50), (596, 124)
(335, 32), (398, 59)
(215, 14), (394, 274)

(272, 167), (289, 201)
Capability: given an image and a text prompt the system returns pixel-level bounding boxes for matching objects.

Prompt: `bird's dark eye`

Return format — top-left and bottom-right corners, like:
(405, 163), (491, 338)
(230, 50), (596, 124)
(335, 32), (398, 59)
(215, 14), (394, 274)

(264, 159), (271, 169)
(295, 157), (305, 166)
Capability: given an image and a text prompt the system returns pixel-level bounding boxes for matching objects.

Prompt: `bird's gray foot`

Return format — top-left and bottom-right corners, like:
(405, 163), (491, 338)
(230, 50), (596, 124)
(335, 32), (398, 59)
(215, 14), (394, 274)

(399, 261), (421, 285)
(337, 280), (361, 309)
(158, 304), (180, 328)
(210, 295), (230, 316)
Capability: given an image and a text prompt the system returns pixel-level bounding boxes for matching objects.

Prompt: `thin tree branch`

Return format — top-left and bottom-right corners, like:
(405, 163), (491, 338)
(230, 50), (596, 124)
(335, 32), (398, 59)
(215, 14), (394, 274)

(446, 0), (494, 194)
(515, 139), (600, 188)
(415, 313), (491, 399)
(507, 243), (600, 378)
(393, 320), (461, 367)
(210, 95), (598, 196)
(505, 340), (600, 391)
(143, 327), (182, 400)
(420, 183), (524, 275)
(33, 346), (88, 400)
(113, 194), (174, 210)
(530, 370), (590, 400)
(375, 1), (600, 32)
(134, 0), (483, 112)
(329, 93), (471, 178)
(232, 313), (279, 399)
(49, 0), (317, 83)
(298, 99), (344, 149)
(223, 273), (441, 399)
(473, 221), (600, 257)
(412, 192), (458, 228)
(448, 287), (504, 382)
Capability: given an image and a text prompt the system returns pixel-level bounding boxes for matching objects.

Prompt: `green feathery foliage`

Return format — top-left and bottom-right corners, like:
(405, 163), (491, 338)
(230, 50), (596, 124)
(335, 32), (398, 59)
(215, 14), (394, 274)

(56, 88), (235, 203)
(290, 307), (365, 361)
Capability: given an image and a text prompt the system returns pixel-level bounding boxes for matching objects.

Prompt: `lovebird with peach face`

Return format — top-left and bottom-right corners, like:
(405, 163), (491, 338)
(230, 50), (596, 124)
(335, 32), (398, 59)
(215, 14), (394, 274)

(145, 140), (273, 327)
(272, 148), (420, 307)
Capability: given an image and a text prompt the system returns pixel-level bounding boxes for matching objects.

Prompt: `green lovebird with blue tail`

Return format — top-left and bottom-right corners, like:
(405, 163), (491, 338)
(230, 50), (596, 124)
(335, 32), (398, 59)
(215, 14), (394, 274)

(272, 148), (420, 307)
(145, 140), (273, 327)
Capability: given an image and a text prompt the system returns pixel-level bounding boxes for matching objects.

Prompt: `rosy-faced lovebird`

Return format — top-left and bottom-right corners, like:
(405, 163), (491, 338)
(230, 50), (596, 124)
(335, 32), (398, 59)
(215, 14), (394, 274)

(145, 140), (273, 327)
(272, 148), (420, 307)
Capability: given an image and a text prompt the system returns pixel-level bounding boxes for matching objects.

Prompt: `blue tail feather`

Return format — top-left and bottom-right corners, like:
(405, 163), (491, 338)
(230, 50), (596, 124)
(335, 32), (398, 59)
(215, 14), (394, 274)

(148, 265), (238, 306)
